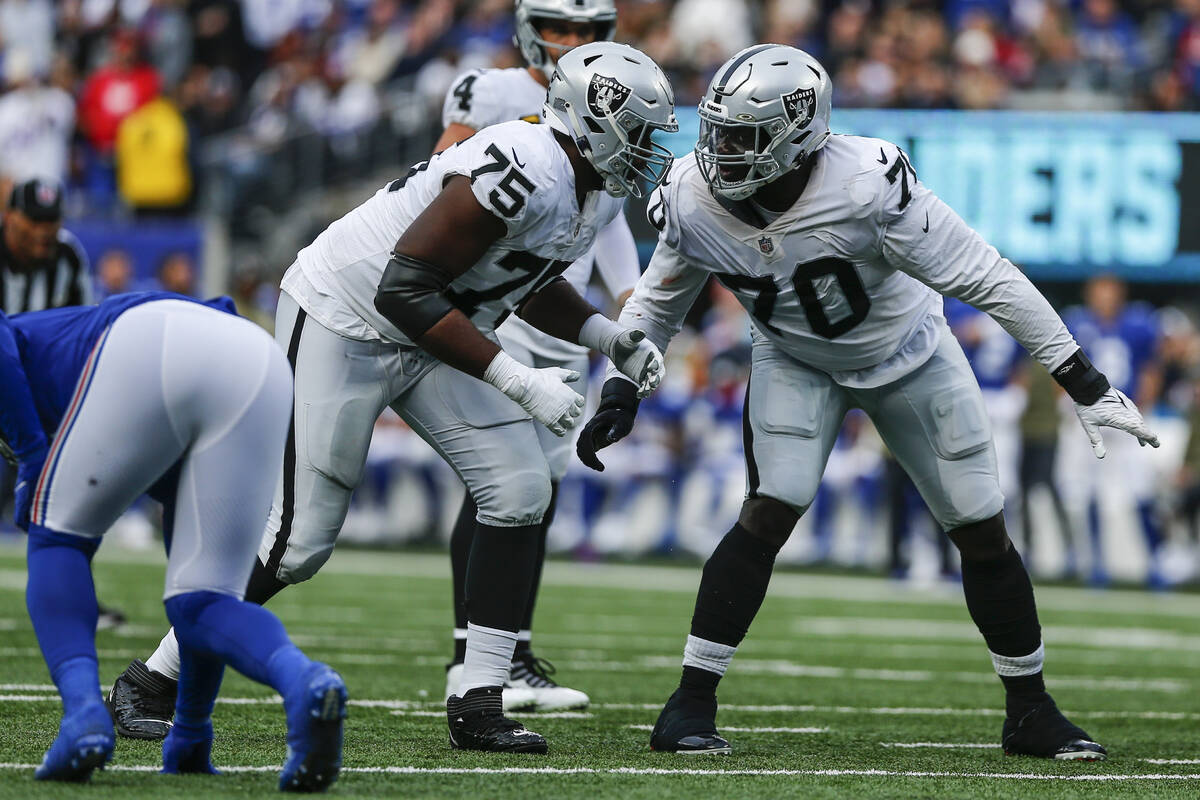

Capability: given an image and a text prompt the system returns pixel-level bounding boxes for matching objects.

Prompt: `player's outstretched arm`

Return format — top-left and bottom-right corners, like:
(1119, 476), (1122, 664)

(0, 313), (48, 529)
(879, 160), (1158, 459)
(374, 175), (584, 435)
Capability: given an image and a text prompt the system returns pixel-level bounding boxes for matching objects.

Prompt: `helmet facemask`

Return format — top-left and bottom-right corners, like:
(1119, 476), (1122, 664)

(696, 110), (809, 201)
(592, 110), (676, 198)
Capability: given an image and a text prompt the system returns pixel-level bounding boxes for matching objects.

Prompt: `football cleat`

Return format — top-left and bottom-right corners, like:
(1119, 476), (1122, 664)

(649, 689), (732, 755)
(96, 602), (128, 632)
(35, 702), (115, 782)
(1002, 697), (1107, 761)
(279, 663), (347, 792)
(447, 686), (548, 753)
(161, 720), (219, 775)
(445, 661), (537, 712)
(509, 653), (590, 711)
(107, 659), (177, 740)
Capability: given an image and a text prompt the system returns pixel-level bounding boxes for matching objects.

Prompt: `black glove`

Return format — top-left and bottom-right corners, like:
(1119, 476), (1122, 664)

(576, 378), (640, 472)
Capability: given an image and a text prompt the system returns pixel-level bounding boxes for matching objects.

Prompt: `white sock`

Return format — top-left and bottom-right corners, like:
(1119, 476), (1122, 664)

(682, 635), (737, 676)
(990, 641), (1045, 677)
(459, 622), (518, 695)
(145, 629), (182, 681)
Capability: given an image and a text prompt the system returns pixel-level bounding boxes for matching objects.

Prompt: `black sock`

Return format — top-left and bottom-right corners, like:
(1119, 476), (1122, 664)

(690, 523), (779, 646)
(519, 482), (556, 635)
(465, 522), (540, 633)
(959, 545), (1046, 711)
(243, 558), (289, 605)
(679, 665), (721, 698)
(449, 493), (478, 663)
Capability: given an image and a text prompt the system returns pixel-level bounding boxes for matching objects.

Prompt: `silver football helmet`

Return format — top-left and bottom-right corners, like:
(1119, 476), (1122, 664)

(695, 44), (832, 201)
(515, 0), (617, 81)
(544, 41), (678, 199)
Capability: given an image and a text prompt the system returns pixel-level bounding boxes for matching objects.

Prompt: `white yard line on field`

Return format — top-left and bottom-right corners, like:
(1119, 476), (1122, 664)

(391, 710), (592, 719)
(627, 725), (828, 734)
(879, 742), (996, 749)
(5, 694), (1197, 723)
(0, 762), (1198, 780)
(1143, 759), (1200, 765)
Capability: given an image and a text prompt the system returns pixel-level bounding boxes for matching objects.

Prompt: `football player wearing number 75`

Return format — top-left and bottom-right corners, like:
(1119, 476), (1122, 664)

(112, 41), (676, 755)
(577, 44), (1158, 761)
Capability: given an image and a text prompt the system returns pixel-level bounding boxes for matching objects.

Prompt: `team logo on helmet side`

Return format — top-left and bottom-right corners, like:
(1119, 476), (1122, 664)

(587, 74), (631, 116)
(758, 236), (774, 255)
(782, 87), (816, 126)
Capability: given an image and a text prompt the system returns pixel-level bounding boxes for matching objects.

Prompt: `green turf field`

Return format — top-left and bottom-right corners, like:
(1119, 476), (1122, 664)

(1, 543), (1200, 798)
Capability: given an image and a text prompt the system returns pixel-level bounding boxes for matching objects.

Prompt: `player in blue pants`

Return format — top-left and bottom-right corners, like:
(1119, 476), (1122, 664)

(0, 292), (346, 791)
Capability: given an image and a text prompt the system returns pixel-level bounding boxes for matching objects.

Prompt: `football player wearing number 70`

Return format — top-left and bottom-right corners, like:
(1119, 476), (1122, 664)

(576, 45), (1158, 760)
(107, 41), (677, 754)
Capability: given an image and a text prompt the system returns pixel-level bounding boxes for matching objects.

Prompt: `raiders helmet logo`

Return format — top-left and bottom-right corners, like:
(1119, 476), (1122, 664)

(587, 74), (632, 117)
(782, 87), (816, 127)
(758, 236), (774, 255)
(35, 181), (58, 206)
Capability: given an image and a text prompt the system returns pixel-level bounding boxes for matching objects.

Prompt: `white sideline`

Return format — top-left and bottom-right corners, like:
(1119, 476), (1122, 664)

(880, 742), (997, 749)
(627, 725), (828, 733)
(0, 762), (1198, 780)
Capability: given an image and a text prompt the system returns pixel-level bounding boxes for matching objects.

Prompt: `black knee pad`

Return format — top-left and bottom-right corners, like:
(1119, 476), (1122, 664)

(947, 511), (1011, 561)
(737, 496), (801, 553)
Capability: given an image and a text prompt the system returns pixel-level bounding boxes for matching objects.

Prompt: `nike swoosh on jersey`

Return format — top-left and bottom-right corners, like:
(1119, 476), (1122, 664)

(512, 149), (527, 169)
(922, 211), (929, 233)
(877, 148), (888, 164)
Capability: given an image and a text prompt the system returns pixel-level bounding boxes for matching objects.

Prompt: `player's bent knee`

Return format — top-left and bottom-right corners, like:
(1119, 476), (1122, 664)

(738, 496), (802, 551)
(946, 512), (1011, 561)
(474, 467), (552, 527)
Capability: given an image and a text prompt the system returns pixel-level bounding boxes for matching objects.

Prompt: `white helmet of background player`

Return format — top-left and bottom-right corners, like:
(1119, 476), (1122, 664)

(515, 0), (617, 81)
(696, 44), (833, 201)
(544, 41), (678, 199)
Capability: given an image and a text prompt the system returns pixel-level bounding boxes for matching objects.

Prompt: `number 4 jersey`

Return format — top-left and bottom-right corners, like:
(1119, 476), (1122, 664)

(283, 121), (622, 346)
(625, 135), (1079, 389)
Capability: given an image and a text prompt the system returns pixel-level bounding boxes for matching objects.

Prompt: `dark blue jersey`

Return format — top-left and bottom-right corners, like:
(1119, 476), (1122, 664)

(0, 293), (237, 460)
(944, 298), (1023, 391)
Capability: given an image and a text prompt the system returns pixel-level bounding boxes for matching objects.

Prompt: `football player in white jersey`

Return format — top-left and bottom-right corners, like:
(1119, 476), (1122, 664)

(577, 45), (1158, 760)
(107, 42), (676, 754)
(439, 0), (640, 713)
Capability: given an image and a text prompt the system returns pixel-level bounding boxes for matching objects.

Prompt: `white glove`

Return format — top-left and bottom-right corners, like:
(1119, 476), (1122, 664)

(1074, 387), (1160, 459)
(578, 314), (664, 398)
(483, 351), (584, 436)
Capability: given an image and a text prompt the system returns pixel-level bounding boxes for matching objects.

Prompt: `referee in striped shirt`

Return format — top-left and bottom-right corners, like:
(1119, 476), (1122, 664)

(1, 179), (91, 314)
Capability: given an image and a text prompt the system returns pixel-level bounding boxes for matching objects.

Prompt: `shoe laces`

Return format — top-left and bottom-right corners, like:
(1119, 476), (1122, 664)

(117, 679), (175, 719)
(512, 654), (559, 689)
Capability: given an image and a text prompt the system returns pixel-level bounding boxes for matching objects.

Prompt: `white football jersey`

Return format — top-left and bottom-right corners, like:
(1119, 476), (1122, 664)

(442, 67), (546, 130)
(283, 121), (622, 347)
(441, 65), (641, 361)
(622, 135), (1078, 389)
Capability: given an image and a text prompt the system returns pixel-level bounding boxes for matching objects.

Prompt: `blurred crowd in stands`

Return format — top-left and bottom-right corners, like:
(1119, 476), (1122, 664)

(3, 1), (1200, 586)
(1, 0), (1199, 219)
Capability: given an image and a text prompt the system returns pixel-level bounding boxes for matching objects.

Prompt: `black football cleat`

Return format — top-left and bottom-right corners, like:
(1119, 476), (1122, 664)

(447, 686), (548, 753)
(107, 659), (176, 740)
(649, 689), (732, 755)
(1002, 697), (1107, 761)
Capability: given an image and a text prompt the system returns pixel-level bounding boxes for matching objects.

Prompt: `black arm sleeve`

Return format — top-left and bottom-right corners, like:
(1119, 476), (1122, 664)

(1051, 348), (1111, 405)
(374, 252), (457, 340)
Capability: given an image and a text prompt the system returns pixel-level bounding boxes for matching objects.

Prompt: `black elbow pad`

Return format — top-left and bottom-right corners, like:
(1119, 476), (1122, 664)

(374, 252), (456, 340)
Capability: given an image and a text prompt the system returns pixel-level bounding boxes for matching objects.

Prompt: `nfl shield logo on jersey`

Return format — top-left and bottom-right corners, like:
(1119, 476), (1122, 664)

(758, 236), (774, 255)
(782, 87), (816, 127)
(587, 74), (632, 117)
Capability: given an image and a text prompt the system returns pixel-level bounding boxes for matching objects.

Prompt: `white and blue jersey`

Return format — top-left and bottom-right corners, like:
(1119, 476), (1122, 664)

(1061, 303), (1159, 398)
(0, 292), (235, 453)
(945, 298), (1024, 391)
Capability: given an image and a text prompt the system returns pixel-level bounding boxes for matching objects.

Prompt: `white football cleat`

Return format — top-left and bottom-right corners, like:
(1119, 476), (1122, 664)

(509, 653), (590, 711)
(444, 662), (537, 712)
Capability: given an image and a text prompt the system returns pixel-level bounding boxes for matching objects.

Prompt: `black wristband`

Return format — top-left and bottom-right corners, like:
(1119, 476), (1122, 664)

(1052, 348), (1110, 405)
(598, 376), (640, 414)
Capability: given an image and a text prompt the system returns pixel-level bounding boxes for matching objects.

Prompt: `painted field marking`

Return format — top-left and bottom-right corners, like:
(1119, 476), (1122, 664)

(880, 742), (996, 749)
(627, 725), (828, 734)
(391, 710), (591, 719)
(0, 763), (1198, 780)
